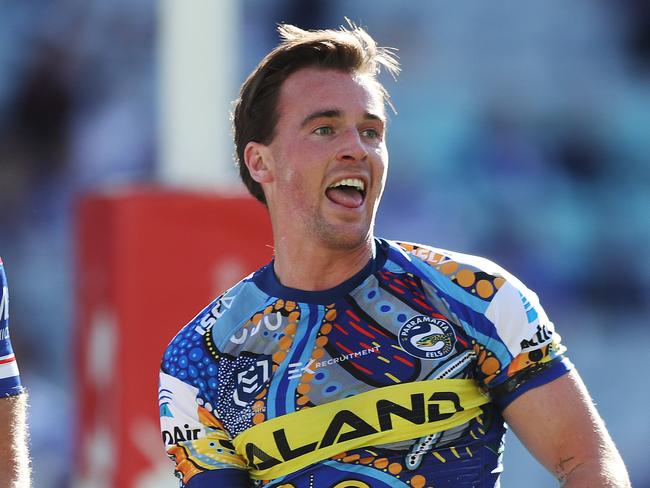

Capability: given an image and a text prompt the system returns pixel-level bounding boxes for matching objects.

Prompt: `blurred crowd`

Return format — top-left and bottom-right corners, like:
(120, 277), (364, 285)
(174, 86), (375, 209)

(0, 1), (648, 486)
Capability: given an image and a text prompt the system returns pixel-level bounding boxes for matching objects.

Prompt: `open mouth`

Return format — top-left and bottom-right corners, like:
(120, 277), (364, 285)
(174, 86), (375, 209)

(325, 178), (366, 208)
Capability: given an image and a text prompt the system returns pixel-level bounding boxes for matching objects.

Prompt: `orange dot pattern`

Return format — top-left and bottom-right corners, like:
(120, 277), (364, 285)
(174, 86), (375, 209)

(456, 268), (475, 288)
(331, 450), (411, 483)
(410, 474), (426, 488)
(473, 341), (502, 384)
(271, 301), (299, 372)
(476, 279), (494, 298)
(326, 444), (483, 487)
(245, 299), (301, 425)
(374, 457), (389, 469)
(506, 342), (557, 377)
(295, 304), (336, 410)
(388, 462), (402, 474)
(440, 261), (459, 275)
(400, 242), (506, 302)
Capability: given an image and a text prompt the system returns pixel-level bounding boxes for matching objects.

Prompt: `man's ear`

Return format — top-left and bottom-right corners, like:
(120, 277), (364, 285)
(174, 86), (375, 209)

(244, 142), (274, 184)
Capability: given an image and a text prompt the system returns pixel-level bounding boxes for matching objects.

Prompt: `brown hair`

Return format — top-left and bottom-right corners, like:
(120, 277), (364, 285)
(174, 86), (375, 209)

(233, 22), (400, 205)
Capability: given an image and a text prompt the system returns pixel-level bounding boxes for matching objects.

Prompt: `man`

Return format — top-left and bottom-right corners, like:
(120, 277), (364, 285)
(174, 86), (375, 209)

(1, 258), (31, 487)
(159, 24), (630, 487)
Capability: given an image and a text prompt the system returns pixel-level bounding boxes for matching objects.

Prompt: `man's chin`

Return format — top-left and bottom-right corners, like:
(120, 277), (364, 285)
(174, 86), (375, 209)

(313, 222), (373, 251)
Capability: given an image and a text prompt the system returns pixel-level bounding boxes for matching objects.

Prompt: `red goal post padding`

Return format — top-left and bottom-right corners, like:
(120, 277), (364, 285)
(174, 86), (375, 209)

(75, 188), (273, 487)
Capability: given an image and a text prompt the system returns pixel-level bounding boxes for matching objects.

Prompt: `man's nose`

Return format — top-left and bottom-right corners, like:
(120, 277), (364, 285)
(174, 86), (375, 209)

(336, 128), (368, 162)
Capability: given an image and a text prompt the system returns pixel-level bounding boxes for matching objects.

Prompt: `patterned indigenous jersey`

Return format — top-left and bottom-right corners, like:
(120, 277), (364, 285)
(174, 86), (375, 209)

(159, 239), (571, 488)
(0, 258), (23, 397)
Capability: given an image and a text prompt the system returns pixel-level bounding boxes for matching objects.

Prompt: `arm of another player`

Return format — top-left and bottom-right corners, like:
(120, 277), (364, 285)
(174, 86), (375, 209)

(0, 393), (31, 487)
(0, 259), (32, 487)
(503, 369), (631, 487)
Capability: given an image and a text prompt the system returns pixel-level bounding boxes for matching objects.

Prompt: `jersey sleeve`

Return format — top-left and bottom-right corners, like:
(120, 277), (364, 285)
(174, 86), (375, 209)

(159, 345), (249, 486)
(476, 267), (572, 410)
(0, 259), (24, 397)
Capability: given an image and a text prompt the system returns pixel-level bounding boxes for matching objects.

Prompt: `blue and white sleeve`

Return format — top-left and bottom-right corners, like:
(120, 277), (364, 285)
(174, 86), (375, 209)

(0, 258), (24, 397)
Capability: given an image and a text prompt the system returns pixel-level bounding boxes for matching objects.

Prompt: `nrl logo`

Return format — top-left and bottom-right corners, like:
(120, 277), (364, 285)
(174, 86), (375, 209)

(233, 358), (272, 407)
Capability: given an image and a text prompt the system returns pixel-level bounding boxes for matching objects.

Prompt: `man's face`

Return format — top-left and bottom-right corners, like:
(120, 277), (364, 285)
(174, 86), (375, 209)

(262, 67), (389, 251)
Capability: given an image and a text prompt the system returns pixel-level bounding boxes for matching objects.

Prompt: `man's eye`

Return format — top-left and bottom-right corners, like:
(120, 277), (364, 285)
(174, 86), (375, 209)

(313, 126), (333, 136)
(361, 128), (380, 139)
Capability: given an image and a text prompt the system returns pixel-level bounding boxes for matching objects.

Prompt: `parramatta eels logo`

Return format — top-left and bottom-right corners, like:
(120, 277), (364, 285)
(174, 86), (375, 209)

(398, 315), (456, 360)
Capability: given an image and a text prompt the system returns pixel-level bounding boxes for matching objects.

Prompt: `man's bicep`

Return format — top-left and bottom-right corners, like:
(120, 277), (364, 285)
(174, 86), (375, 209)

(0, 392), (31, 486)
(502, 369), (625, 484)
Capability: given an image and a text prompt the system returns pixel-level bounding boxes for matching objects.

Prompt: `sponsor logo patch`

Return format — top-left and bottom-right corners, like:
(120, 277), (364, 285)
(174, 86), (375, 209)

(398, 315), (456, 360)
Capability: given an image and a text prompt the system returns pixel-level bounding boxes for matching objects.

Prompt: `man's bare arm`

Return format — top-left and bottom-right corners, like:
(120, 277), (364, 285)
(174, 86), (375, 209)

(503, 369), (630, 487)
(0, 260), (31, 486)
(0, 392), (31, 487)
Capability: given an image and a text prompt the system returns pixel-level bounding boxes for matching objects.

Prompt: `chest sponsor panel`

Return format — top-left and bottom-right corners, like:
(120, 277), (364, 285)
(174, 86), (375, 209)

(233, 378), (489, 480)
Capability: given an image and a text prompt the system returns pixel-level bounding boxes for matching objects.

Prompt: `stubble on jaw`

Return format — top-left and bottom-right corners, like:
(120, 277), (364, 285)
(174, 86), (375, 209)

(306, 204), (375, 252)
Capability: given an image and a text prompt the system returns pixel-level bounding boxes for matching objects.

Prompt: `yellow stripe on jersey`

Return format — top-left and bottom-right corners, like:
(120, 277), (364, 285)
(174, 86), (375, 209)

(233, 379), (489, 480)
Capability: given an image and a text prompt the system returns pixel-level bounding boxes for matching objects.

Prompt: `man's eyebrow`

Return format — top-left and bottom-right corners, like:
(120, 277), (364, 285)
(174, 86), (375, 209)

(300, 110), (341, 128)
(363, 111), (385, 123)
(300, 109), (385, 128)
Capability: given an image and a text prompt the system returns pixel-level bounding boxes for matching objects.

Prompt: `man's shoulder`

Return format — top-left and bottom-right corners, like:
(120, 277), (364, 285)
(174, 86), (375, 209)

(161, 269), (270, 359)
(385, 239), (506, 279)
(378, 238), (520, 308)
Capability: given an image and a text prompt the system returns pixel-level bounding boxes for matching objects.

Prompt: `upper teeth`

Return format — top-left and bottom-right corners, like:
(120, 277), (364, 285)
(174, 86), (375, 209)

(329, 178), (365, 191)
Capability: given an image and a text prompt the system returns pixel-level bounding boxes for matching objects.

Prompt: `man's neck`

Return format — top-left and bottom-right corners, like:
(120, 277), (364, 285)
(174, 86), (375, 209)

(272, 236), (375, 291)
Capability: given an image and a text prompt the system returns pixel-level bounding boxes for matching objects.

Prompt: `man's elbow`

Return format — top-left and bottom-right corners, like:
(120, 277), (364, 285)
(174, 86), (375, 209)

(558, 449), (631, 487)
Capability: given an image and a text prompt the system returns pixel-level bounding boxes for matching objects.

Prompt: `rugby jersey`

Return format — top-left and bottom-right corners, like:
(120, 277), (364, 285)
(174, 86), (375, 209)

(159, 239), (571, 487)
